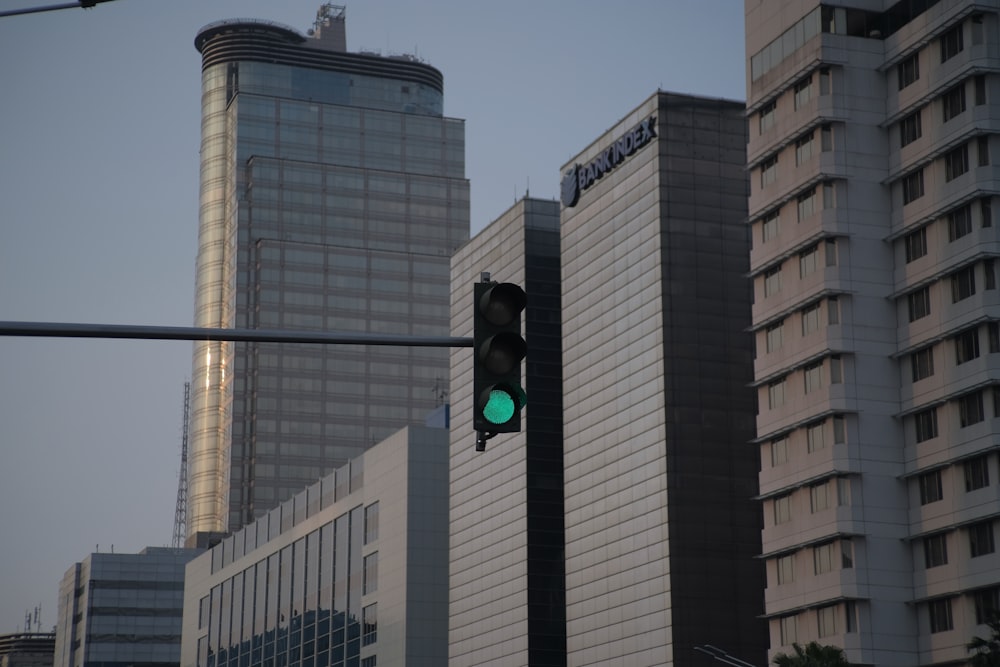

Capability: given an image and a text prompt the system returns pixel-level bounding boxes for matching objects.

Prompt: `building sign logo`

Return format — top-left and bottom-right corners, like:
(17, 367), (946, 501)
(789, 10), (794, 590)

(561, 115), (657, 208)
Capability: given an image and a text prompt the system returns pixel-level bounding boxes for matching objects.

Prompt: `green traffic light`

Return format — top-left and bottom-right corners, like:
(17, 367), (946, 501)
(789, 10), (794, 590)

(483, 388), (516, 425)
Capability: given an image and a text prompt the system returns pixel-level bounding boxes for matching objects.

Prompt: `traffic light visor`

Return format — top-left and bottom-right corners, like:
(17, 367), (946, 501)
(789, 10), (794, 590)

(479, 283), (527, 327)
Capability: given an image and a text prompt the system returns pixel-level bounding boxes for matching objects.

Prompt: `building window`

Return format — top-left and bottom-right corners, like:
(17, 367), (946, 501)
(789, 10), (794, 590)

(823, 182), (836, 209)
(797, 188), (817, 220)
(908, 286), (931, 322)
(774, 494), (791, 525)
(819, 67), (831, 95)
(810, 481), (830, 512)
(899, 53), (920, 89)
(802, 302), (823, 336)
(940, 24), (964, 62)
(925, 533), (948, 568)
(980, 136), (991, 166)
(987, 260), (997, 290)
(955, 328), (981, 365)
(761, 155), (778, 187)
(904, 227), (927, 263)
(828, 297), (840, 325)
(764, 265), (782, 297)
(830, 355), (843, 384)
(911, 347), (934, 382)
(362, 603), (378, 646)
(915, 407), (939, 443)
(841, 538), (854, 568)
(821, 124), (833, 151)
(976, 74), (987, 105)
(804, 362), (824, 394)
(777, 554), (794, 584)
(833, 415), (846, 443)
(900, 110), (922, 147)
(919, 470), (943, 504)
(794, 75), (814, 110)
(952, 265), (977, 302)
(771, 436), (789, 466)
(948, 204), (973, 240)
(769, 378), (786, 409)
(991, 322), (1000, 353)
(944, 144), (969, 182)
(766, 320), (785, 353)
(943, 84), (967, 121)
(814, 542), (834, 574)
(837, 477), (851, 506)
(982, 197), (993, 227)
(903, 169), (925, 204)
(800, 244), (820, 278)
(759, 100), (777, 134)
(929, 598), (954, 633)
(970, 521), (996, 557)
(762, 210), (780, 241)
(817, 605), (837, 638)
(361, 657), (377, 667)
(780, 615), (798, 645)
(975, 587), (1000, 624)
(364, 502), (379, 545)
(845, 601), (857, 633)
(966, 455), (990, 491)
(807, 421), (826, 453)
(796, 132), (815, 165)
(363, 552), (378, 595)
(960, 391), (985, 427)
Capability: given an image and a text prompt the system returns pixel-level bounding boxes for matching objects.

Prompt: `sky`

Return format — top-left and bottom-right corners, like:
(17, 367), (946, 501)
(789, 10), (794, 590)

(0, 0), (746, 633)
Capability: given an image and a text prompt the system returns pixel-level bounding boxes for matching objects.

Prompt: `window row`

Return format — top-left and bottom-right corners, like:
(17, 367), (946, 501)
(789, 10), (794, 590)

(757, 184), (839, 247)
(922, 520), (997, 570)
(928, 585), (998, 636)
(766, 356), (844, 410)
(763, 297), (840, 356)
(912, 387), (1000, 443)
(759, 125), (835, 187)
(903, 199), (993, 265)
(771, 476), (851, 526)
(897, 15), (988, 91)
(905, 260), (996, 323)
(762, 240), (840, 299)
(910, 322), (1000, 383)
(773, 539), (854, 586)
(776, 600), (858, 647)
(917, 453), (993, 505)
(901, 135), (990, 207)
(768, 416), (847, 468)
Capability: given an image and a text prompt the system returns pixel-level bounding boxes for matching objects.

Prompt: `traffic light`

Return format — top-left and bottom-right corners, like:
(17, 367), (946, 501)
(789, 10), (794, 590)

(473, 281), (526, 438)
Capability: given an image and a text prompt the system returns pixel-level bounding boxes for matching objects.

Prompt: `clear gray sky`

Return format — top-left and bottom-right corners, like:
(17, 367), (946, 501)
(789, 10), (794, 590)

(0, 0), (745, 632)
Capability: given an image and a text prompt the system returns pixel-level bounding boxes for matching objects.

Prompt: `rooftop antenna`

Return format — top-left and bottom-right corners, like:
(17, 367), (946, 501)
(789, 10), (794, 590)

(172, 382), (190, 548)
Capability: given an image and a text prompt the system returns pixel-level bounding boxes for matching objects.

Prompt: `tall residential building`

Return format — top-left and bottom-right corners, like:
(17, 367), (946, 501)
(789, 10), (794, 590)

(54, 548), (203, 667)
(188, 5), (468, 540)
(449, 197), (565, 666)
(180, 425), (450, 667)
(560, 92), (765, 666)
(746, 1), (1000, 664)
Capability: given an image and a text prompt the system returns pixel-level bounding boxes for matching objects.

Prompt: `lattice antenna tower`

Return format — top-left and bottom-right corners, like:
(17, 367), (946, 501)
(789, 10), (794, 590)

(172, 382), (190, 548)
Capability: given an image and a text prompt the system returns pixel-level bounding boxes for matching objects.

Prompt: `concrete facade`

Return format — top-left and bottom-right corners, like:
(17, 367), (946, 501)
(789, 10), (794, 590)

(448, 198), (564, 666)
(560, 91), (765, 666)
(746, 1), (1000, 663)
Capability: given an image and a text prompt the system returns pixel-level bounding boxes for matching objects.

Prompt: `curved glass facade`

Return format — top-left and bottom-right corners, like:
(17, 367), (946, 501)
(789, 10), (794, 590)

(188, 24), (467, 538)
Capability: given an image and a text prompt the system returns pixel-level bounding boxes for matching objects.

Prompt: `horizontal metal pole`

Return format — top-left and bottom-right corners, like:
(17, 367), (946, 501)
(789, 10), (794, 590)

(0, 321), (473, 348)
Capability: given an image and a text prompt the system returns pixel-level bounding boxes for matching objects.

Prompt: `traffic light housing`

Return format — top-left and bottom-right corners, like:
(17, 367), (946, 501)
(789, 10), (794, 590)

(473, 281), (526, 435)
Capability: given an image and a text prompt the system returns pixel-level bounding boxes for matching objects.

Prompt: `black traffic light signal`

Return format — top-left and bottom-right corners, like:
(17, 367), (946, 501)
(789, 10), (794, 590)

(473, 281), (526, 437)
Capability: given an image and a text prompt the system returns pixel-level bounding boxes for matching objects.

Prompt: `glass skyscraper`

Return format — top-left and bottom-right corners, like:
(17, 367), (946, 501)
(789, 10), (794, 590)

(188, 5), (468, 540)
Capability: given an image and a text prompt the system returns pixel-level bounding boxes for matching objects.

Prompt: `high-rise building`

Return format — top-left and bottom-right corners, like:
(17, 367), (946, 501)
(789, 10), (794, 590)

(54, 548), (203, 667)
(180, 425), (450, 667)
(188, 5), (468, 540)
(559, 92), (764, 665)
(746, 1), (1000, 663)
(449, 197), (565, 666)
(0, 632), (55, 667)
